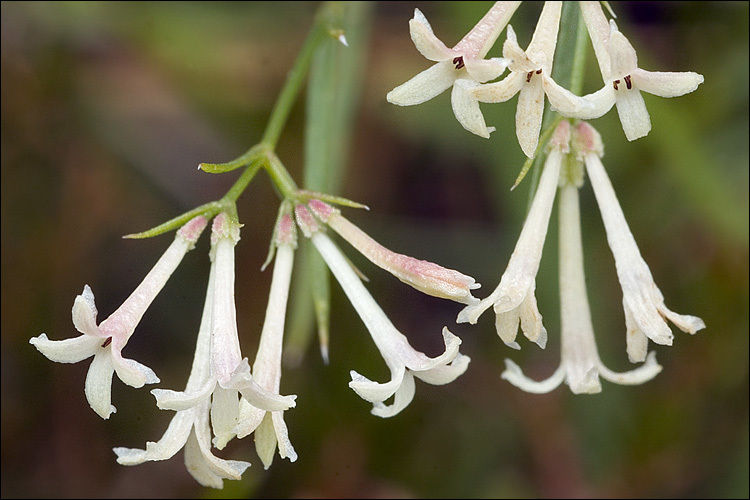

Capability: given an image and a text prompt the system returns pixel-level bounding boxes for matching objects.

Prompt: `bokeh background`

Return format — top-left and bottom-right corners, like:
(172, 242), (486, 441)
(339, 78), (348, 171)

(2, 2), (747, 498)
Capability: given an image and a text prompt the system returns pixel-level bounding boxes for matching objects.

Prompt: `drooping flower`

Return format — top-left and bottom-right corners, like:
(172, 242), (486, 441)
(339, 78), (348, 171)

(457, 120), (571, 349)
(306, 199), (480, 305)
(113, 254), (251, 489)
(577, 122), (705, 362)
(387, 2), (520, 138)
(139, 213), (295, 455)
(233, 208), (298, 469)
(560, 2), (704, 141)
(501, 181), (662, 394)
(295, 204), (470, 418)
(30, 216), (208, 419)
(471, 1), (589, 157)
(113, 212), (299, 486)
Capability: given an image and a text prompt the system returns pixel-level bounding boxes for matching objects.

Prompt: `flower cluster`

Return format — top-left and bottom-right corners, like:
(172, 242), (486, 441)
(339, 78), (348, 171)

(389, 1), (705, 394)
(29, 0), (707, 491)
(31, 203), (477, 486)
(389, 1), (704, 156)
(458, 120), (704, 394)
(387, 2), (520, 139)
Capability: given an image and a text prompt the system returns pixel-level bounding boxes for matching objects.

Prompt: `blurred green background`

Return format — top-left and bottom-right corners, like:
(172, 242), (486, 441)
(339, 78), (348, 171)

(2, 2), (747, 498)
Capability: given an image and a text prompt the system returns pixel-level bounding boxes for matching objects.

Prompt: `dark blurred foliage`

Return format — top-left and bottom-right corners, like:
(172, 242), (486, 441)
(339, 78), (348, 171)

(1, 2), (747, 498)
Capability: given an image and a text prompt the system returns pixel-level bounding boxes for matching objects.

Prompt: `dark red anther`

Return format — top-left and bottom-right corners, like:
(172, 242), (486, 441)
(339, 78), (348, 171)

(613, 79), (620, 90)
(624, 74), (632, 89)
(102, 337), (112, 348)
(526, 71), (534, 83)
(453, 56), (465, 70)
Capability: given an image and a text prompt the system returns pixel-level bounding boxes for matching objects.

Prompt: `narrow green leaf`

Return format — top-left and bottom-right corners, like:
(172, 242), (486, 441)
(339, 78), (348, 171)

(286, 1), (373, 364)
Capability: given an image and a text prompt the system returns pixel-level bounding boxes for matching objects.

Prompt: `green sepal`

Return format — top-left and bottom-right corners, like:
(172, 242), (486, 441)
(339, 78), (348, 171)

(261, 201), (295, 271)
(511, 156), (535, 192)
(295, 190), (369, 210)
(122, 202), (222, 239)
(199, 144), (266, 174)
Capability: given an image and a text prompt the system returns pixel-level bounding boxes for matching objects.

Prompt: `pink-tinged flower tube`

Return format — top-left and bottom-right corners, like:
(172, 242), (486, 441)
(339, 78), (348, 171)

(30, 216), (208, 419)
(578, 122), (705, 362)
(145, 213), (296, 459)
(113, 258), (250, 489)
(562, 2), (704, 141)
(233, 209), (298, 469)
(387, 2), (520, 138)
(502, 182), (662, 394)
(457, 120), (571, 349)
(307, 199), (480, 305)
(295, 204), (470, 418)
(471, 2), (588, 157)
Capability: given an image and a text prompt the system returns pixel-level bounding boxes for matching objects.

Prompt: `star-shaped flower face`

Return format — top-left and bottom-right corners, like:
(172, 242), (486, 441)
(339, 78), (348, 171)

(29, 216), (208, 419)
(562, 2), (704, 141)
(470, 2), (587, 157)
(387, 3), (520, 138)
(295, 204), (470, 417)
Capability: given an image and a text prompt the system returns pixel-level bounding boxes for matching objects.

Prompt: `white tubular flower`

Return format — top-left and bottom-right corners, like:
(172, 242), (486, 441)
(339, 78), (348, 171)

(29, 216), (208, 420)
(113, 257), (251, 489)
(208, 213), (297, 449)
(471, 2), (587, 157)
(146, 213), (295, 457)
(387, 2), (520, 138)
(578, 122), (705, 362)
(306, 199), (480, 305)
(502, 183), (662, 394)
(233, 210), (298, 469)
(458, 120), (571, 349)
(565, 2), (704, 141)
(295, 205), (470, 418)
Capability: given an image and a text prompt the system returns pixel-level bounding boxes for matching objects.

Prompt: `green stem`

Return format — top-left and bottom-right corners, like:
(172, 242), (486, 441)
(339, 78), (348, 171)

(552, 2), (584, 91)
(567, 4), (589, 97)
(523, 1), (587, 208)
(264, 150), (299, 199)
(261, 10), (328, 149)
(220, 3), (340, 202)
(223, 158), (264, 203)
(557, 3), (589, 187)
(128, 3), (346, 238)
